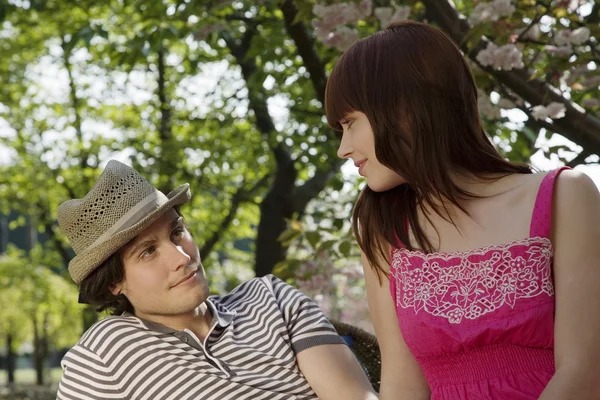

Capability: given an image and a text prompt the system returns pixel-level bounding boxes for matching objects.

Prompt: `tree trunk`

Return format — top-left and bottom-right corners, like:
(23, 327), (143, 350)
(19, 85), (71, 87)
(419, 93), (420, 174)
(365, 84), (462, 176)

(6, 333), (15, 385)
(32, 313), (48, 386)
(32, 314), (43, 385)
(254, 158), (297, 277)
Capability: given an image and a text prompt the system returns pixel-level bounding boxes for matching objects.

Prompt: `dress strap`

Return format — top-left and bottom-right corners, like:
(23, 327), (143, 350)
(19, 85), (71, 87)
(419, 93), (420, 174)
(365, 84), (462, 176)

(529, 167), (571, 239)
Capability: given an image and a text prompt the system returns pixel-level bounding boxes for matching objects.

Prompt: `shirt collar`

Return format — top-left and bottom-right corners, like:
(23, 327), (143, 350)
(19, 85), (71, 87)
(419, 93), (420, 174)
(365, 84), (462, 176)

(125, 298), (235, 334)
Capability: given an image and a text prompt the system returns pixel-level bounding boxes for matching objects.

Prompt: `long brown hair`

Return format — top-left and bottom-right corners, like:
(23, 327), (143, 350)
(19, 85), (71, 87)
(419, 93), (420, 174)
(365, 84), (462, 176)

(325, 21), (531, 279)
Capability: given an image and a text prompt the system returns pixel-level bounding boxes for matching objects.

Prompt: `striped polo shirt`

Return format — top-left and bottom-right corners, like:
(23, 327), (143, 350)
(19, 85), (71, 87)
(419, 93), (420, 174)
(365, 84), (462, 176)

(56, 275), (345, 400)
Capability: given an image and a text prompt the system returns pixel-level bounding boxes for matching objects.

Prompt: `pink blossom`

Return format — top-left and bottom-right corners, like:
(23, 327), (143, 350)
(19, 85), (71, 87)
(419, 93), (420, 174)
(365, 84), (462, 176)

(312, 3), (362, 25)
(358, 0), (373, 18)
(570, 27), (591, 45)
(469, 0), (516, 25)
(374, 7), (393, 27)
(497, 97), (516, 109)
(324, 26), (360, 52)
(581, 75), (600, 89)
(545, 102), (566, 119)
(531, 102), (566, 120)
(374, 6), (411, 28)
(545, 45), (573, 57)
(554, 27), (590, 46)
(531, 105), (549, 120)
(583, 98), (600, 108)
(476, 42), (524, 71)
(391, 6), (411, 24)
(477, 89), (501, 119)
(566, 65), (590, 84)
(553, 30), (572, 46)
(515, 24), (540, 40)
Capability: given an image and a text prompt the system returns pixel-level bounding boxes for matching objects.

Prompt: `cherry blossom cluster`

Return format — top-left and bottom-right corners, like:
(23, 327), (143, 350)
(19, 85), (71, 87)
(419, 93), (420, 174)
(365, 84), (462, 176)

(546, 27), (591, 58)
(294, 251), (372, 331)
(476, 42), (524, 70)
(531, 102), (567, 120)
(312, 0), (411, 52)
(469, 0), (516, 25)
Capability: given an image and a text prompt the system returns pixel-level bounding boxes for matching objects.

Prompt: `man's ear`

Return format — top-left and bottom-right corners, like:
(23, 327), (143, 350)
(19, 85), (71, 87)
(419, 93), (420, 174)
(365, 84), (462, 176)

(110, 281), (126, 296)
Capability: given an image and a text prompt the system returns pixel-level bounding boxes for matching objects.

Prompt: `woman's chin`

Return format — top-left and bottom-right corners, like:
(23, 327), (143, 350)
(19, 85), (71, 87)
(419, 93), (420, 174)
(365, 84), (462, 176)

(366, 179), (405, 192)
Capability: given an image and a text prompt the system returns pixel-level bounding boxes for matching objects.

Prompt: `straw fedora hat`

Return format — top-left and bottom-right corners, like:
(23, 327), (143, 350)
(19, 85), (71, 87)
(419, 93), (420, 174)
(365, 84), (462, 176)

(57, 160), (191, 284)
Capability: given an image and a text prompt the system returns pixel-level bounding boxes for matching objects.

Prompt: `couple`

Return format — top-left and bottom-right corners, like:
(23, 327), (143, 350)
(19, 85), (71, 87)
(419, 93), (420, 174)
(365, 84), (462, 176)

(57, 22), (600, 400)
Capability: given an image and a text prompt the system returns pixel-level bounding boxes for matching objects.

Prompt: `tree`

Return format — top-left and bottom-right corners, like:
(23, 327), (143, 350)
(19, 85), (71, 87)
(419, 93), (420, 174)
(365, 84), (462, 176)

(0, 247), (81, 385)
(0, 0), (597, 298)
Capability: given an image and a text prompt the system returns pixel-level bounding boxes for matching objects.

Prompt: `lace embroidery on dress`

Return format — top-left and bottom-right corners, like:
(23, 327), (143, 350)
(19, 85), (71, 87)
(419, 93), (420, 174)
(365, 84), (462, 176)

(391, 237), (554, 324)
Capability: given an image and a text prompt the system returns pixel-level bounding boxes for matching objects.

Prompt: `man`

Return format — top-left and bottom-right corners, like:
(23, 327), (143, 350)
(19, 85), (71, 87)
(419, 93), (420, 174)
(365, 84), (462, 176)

(56, 160), (377, 400)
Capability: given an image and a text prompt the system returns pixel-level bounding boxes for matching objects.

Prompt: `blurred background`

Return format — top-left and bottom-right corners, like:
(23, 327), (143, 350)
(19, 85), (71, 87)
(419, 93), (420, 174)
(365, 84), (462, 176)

(0, 0), (598, 398)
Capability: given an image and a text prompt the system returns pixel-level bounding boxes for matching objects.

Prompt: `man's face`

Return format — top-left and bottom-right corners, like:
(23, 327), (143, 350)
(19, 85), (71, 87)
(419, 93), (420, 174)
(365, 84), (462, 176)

(113, 208), (209, 319)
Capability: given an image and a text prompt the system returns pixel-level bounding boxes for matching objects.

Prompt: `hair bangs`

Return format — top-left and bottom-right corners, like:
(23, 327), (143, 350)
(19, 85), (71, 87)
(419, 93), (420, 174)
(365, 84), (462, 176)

(324, 49), (366, 131)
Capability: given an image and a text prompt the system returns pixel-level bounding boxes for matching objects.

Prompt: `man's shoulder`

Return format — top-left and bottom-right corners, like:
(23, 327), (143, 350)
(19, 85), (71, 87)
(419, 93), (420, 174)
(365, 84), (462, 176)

(209, 275), (301, 308)
(209, 275), (282, 302)
(77, 314), (147, 351)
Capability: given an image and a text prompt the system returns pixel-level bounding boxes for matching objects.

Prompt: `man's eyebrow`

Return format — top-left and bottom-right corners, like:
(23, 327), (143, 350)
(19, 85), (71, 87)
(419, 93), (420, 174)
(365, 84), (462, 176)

(171, 216), (184, 230)
(124, 238), (156, 261)
(124, 216), (184, 261)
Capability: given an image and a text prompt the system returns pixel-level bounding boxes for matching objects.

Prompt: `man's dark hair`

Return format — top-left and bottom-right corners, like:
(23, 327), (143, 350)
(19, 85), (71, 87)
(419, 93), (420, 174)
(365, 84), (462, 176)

(79, 248), (134, 316)
(79, 207), (187, 315)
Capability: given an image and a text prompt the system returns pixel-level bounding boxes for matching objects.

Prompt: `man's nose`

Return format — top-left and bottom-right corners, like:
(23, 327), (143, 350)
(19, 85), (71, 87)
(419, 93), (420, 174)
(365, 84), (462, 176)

(168, 243), (191, 271)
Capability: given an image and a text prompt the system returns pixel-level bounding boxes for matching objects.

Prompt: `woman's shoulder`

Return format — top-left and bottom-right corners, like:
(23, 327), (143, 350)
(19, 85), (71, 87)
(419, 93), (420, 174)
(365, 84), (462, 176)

(521, 168), (596, 203)
(553, 169), (599, 209)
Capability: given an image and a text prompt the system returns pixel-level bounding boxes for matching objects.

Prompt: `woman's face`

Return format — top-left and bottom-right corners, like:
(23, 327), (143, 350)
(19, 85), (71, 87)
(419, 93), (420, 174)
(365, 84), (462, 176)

(337, 111), (405, 192)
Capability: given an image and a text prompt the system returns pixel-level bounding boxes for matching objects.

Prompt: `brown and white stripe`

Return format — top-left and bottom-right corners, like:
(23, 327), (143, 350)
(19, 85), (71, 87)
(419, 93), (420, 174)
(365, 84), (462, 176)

(57, 275), (344, 400)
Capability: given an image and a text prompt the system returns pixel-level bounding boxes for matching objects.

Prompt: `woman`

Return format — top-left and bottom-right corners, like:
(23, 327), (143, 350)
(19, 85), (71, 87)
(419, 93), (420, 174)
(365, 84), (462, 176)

(325, 21), (600, 399)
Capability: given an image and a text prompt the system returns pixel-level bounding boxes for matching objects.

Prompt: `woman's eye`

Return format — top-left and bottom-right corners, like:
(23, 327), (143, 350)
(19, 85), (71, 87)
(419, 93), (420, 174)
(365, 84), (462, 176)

(341, 119), (354, 128)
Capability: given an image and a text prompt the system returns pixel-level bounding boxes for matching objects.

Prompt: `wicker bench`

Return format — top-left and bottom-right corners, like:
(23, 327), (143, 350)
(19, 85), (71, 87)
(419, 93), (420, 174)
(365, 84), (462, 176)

(331, 320), (381, 392)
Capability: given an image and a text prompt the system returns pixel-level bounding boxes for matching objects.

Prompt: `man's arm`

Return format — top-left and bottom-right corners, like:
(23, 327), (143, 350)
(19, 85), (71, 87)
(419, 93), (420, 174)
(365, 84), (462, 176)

(297, 343), (378, 400)
(268, 275), (378, 399)
(56, 345), (120, 400)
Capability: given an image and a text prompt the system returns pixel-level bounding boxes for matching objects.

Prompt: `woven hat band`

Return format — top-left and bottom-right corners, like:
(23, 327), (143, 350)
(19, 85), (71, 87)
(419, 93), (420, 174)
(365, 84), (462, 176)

(87, 190), (169, 250)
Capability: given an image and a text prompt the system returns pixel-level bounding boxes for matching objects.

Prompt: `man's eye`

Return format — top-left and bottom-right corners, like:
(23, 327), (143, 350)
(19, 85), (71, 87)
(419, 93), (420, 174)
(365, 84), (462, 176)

(142, 246), (156, 258)
(172, 228), (185, 238)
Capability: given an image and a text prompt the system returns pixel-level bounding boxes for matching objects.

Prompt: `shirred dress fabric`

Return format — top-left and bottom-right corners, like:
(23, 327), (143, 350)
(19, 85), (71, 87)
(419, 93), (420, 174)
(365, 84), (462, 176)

(389, 168), (567, 399)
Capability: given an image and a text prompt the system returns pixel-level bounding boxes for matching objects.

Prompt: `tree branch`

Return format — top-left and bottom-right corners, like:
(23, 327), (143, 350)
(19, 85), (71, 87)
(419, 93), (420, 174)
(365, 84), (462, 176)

(516, 12), (542, 43)
(61, 38), (89, 171)
(157, 49), (172, 144)
(422, 0), (600, 155)
(568, 150), (595, 168)
(35, 201), (71, 269)
(585, 2), (599, 24)
(224, 27), (292, 166)
(279, 0), (348, 214)
(279, 0), (327, 105)
(293, 160), (344, 214)
(199, 173), (271, 260)
(155, 48), (180, 193)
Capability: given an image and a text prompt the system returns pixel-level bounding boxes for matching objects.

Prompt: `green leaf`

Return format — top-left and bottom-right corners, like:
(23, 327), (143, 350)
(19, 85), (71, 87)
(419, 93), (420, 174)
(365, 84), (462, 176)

(317, 239), (337, 253)
(338, 240), (352, 257)
(277, 228), (302, 246)
(305, 231), (321, 248)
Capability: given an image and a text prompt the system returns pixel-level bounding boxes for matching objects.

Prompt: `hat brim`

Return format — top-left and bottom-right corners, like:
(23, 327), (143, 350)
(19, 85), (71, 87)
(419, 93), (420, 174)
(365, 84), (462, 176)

(68, 184), (191, 284)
